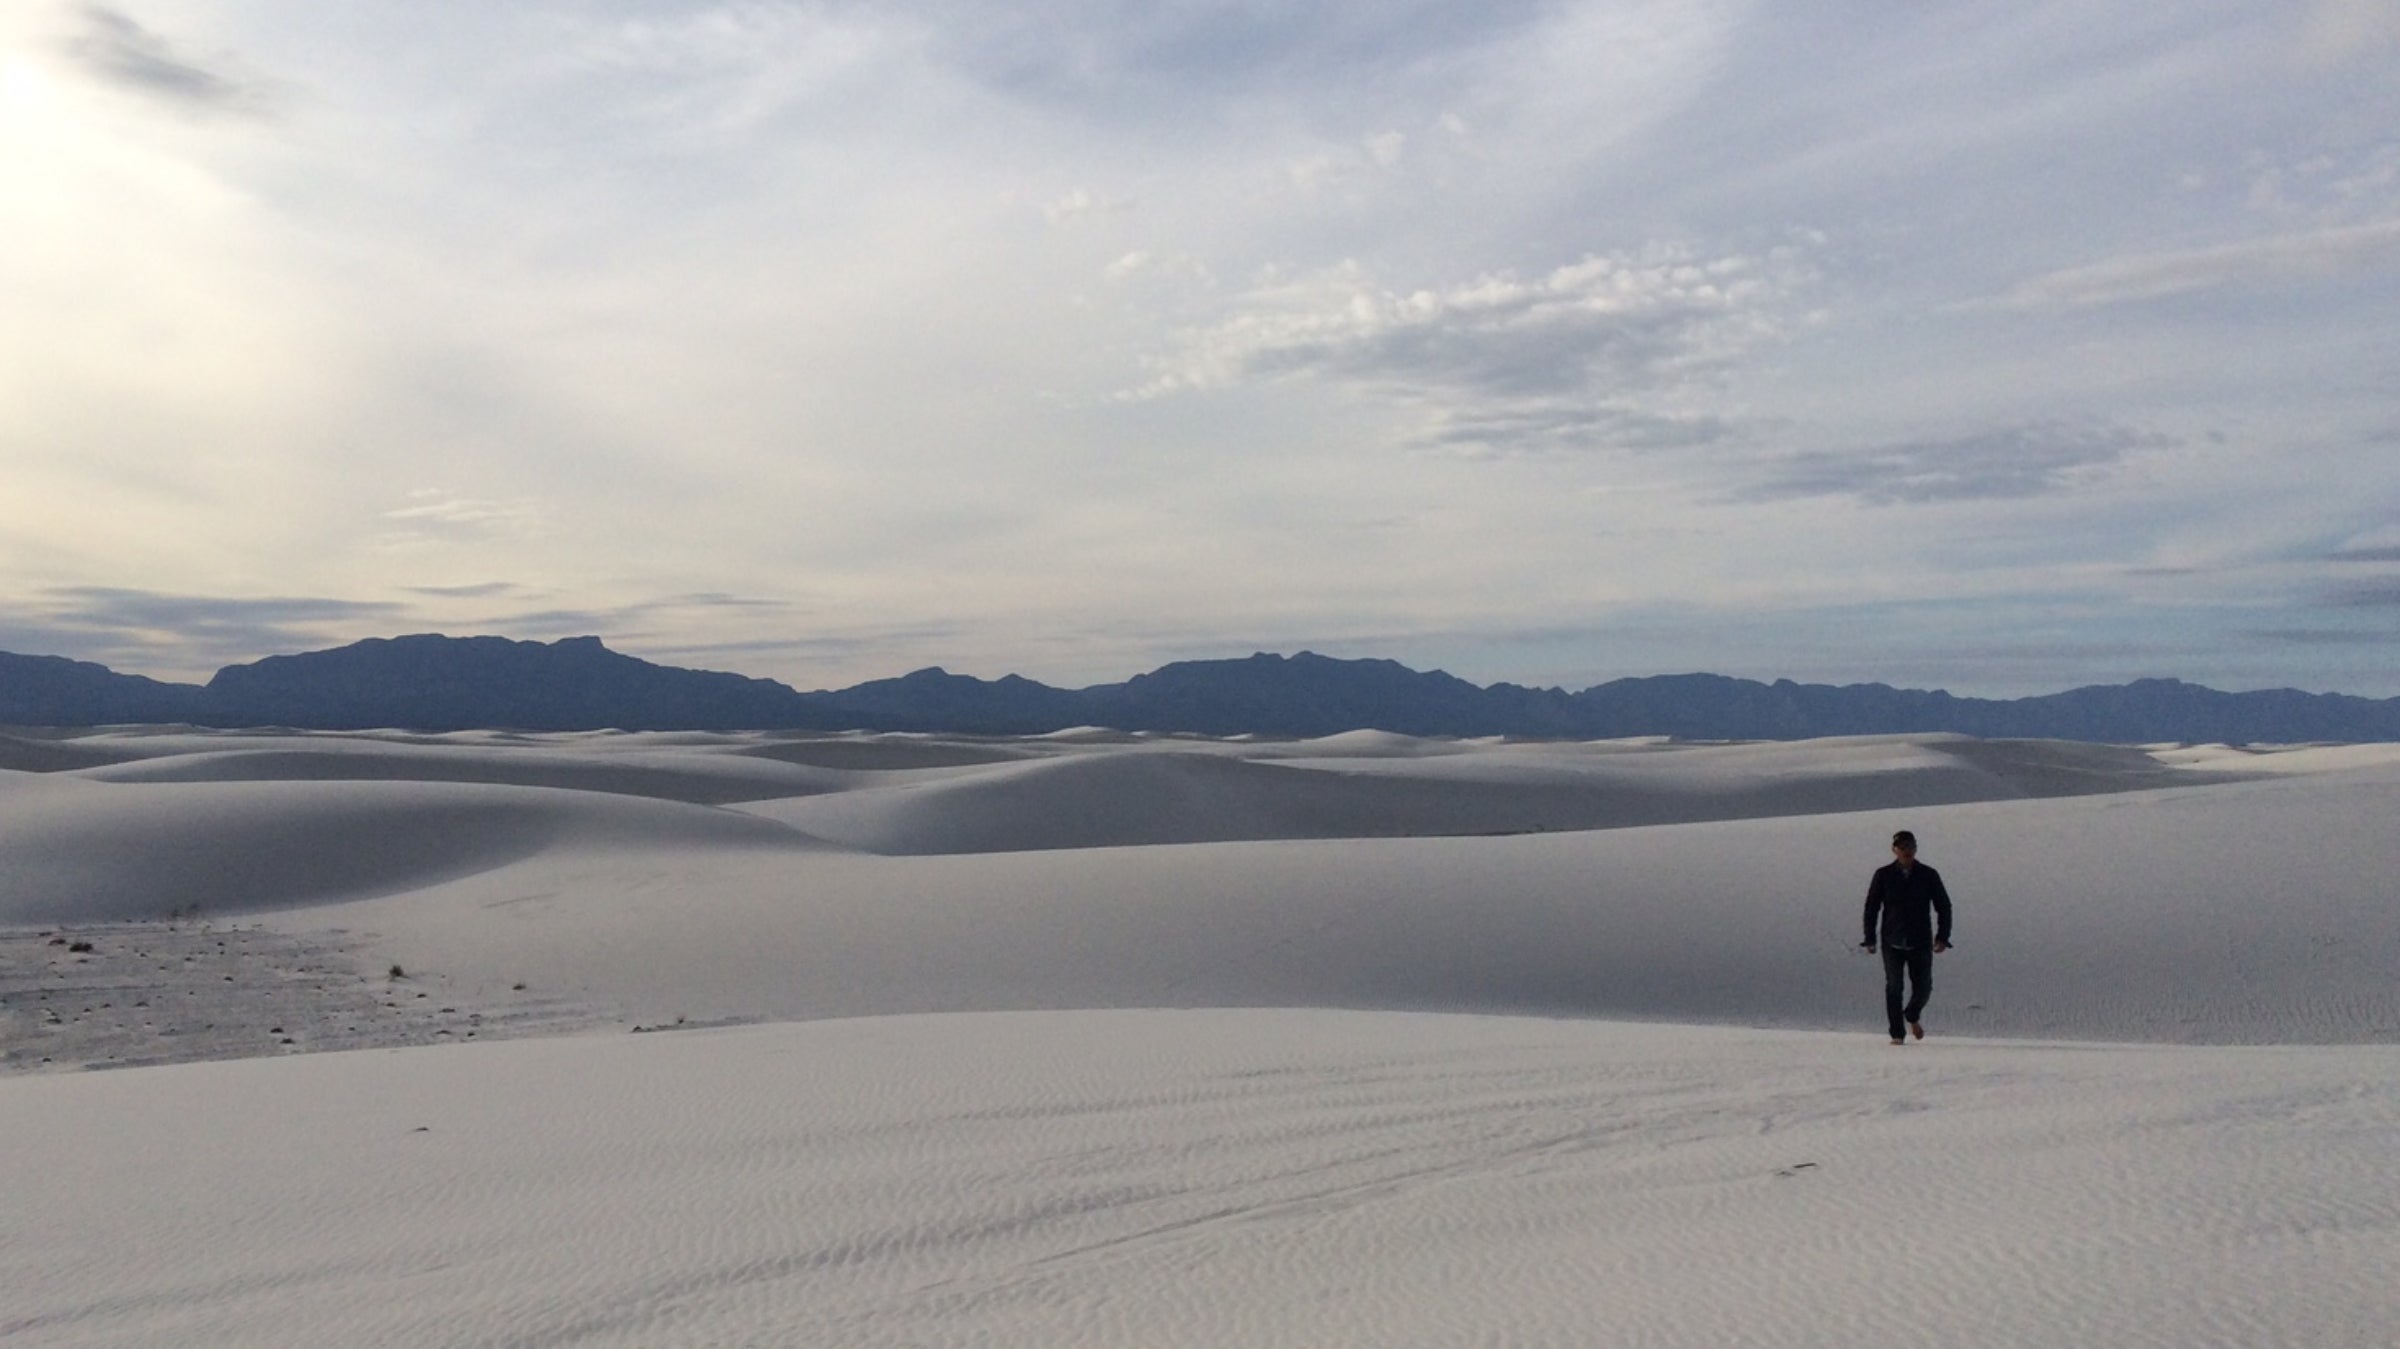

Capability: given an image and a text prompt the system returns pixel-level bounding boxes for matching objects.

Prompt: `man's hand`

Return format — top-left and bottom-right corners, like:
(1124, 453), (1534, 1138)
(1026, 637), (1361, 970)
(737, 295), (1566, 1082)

(1859, 940), (1876, 954)
(1933, 939), (1951, 954)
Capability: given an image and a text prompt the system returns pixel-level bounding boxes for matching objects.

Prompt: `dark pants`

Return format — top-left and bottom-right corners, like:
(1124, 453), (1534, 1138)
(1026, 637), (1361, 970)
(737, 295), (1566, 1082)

(1882, 944), (1933, 1039)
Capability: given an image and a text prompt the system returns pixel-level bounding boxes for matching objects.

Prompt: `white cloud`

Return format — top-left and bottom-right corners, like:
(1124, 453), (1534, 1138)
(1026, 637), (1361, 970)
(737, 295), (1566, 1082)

(380, 490), (541, 541)
(1135, 243), (1814, 453)
(1104, 249), (1212, 287)
(1043, 187), (1134, 223)
(1281, 153), (1356, 195)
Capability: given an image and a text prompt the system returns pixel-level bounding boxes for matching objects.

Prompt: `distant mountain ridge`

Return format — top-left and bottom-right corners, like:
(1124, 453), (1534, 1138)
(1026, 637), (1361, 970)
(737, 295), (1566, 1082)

(6, 635), (2400, 743)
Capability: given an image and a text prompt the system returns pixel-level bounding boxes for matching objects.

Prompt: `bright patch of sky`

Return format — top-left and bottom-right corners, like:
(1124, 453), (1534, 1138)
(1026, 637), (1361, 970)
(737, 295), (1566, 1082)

(3, 1), (2397, 695)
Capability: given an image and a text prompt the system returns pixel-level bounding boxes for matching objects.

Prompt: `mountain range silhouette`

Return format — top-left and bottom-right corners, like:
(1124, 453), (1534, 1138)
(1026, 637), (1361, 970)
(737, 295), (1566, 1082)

(6, 634), (2399, 742)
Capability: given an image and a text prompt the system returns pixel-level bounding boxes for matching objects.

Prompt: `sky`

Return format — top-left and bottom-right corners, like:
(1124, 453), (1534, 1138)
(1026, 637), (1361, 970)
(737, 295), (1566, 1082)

(3, 1), (2397, 697)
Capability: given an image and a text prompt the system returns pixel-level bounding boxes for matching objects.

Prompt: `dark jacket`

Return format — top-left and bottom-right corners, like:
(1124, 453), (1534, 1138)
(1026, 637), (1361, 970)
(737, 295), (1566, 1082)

(1864, 860), (1952, 950)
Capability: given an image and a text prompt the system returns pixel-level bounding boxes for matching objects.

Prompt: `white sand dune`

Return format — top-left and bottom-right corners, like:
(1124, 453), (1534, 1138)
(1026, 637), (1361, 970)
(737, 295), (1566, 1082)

(1, 730), (2387, 1038)
(240, 759), (2400, 1045)
(4, 728), (2397, 1345)
(4, 1012), (2395, 1348)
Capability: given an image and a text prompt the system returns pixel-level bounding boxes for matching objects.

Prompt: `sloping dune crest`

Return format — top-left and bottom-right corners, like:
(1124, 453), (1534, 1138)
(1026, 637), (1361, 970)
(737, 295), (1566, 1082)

(73, 738), (846, 804)
(730, 736), (1039, 771)
(0, 776), (816, 924)
(0, 731), (148, 773)
(746, 734), (2200, 854)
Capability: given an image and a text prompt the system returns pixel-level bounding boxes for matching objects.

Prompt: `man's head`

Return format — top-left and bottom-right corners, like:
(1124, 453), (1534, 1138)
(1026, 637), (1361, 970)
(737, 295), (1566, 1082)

(1891, 830), (1917, 860)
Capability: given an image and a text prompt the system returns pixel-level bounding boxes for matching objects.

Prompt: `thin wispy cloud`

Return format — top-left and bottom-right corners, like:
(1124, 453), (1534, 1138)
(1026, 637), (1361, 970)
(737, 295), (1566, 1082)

(2326, 580), (2400, 609)
(2315, 527), (2400, 608)
(2244, 627), (2397, 647)
(928, 0), (1560, 115)
(489, 593), (806, 641)
(2298, 0), (2400, 67)
(58, 4), (266, 117)
(41, 587), (402, 633)
(1422, 404), (1740, 455)
(12, 587), (406, 678)
(1999, 219), (2400, 309)
(1739, 423), (2173, 506)
(405, 582), (527, 600)
(379, 492), (542, 543)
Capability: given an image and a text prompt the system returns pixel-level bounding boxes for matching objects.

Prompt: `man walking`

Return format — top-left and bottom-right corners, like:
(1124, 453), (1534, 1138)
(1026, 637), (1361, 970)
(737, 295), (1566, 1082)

(1861, 829), (1952, 1044)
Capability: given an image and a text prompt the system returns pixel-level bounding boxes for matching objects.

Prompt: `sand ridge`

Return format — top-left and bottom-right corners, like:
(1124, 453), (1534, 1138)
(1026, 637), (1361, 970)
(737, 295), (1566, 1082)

(5, 728), (2398, 1345)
